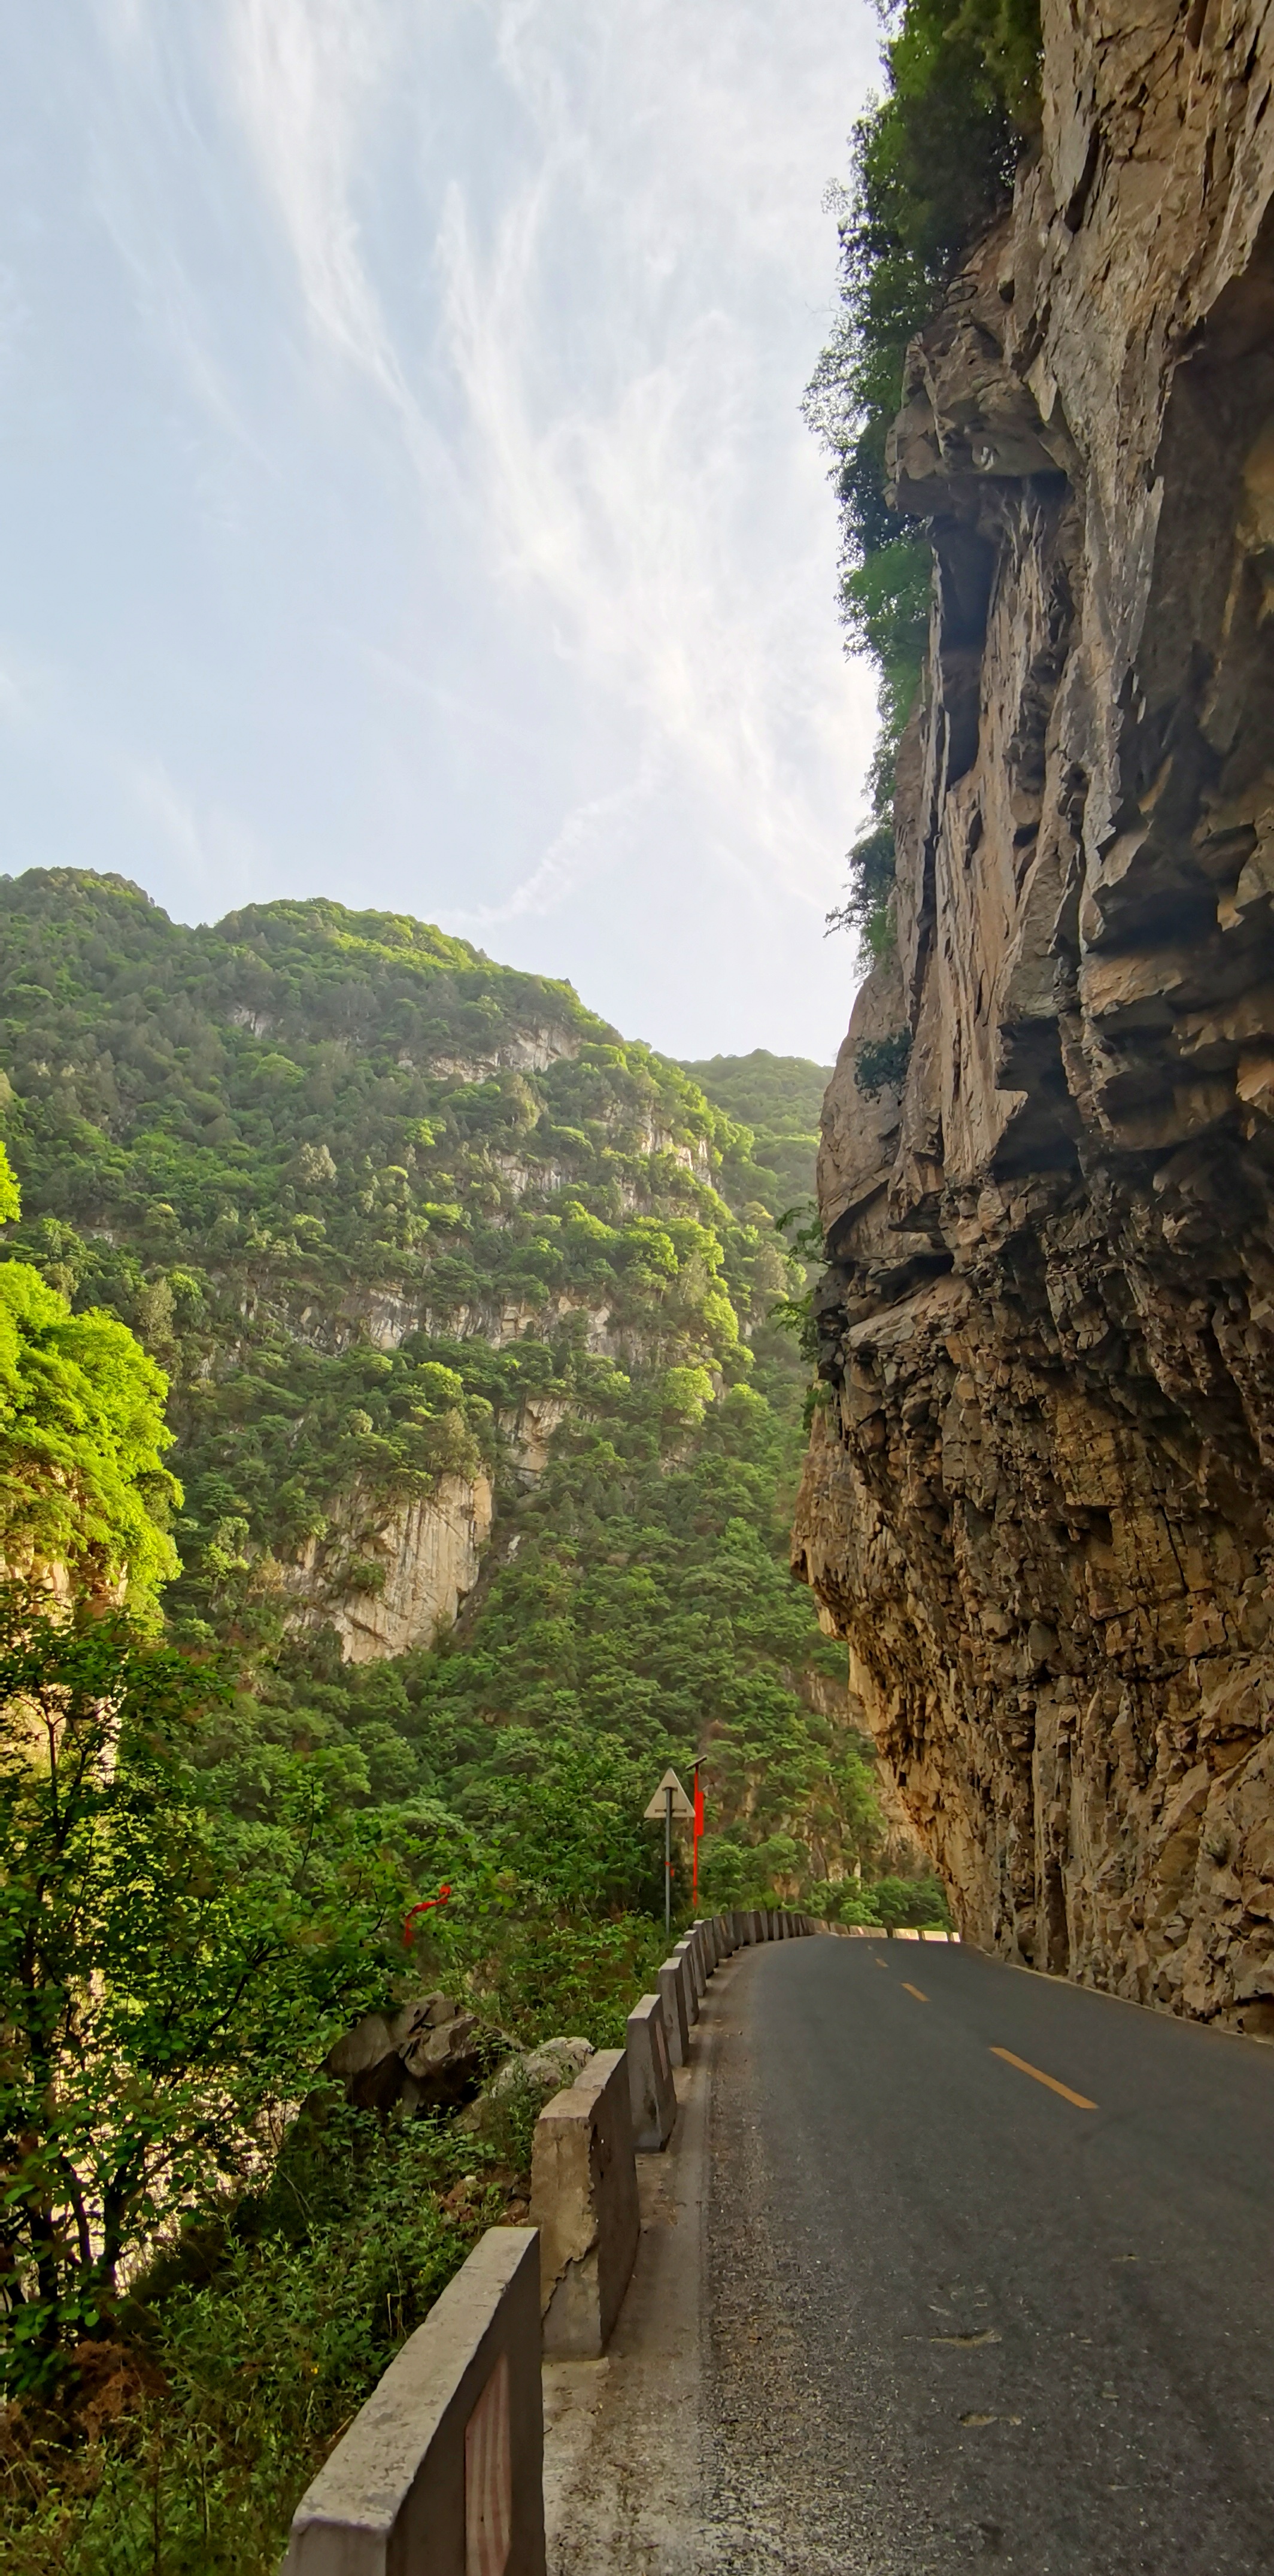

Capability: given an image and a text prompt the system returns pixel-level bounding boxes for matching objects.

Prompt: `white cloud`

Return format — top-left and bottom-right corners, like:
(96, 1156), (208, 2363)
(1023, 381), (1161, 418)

(452, 759), (659, 932)
(432, 0), (876, 926)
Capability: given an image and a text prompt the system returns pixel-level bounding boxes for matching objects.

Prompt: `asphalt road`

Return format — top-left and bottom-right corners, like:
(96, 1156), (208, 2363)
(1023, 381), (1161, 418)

(705, 1935), (1274, 2575)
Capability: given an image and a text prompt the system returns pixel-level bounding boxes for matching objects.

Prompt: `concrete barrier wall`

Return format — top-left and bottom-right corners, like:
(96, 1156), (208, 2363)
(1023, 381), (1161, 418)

(626, 1994), (677, 2152)
(283, 2226), (545, 2576)
(532, 2049), (640, 2360)
(285, 1895), (839, 2567)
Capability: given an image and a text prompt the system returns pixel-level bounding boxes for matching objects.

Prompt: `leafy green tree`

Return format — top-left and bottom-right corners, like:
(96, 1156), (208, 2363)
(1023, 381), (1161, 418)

(0, 1147), (178, 1617)
(0, 1590), (414, 2392)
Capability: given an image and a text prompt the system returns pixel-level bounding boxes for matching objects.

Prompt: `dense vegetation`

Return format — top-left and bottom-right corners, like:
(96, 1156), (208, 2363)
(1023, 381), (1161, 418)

(805, 0), (1041, 956)
(0, 870), (862, 1904)
(0, 868), (949, 2568)
(675, 1050), (827, 1218)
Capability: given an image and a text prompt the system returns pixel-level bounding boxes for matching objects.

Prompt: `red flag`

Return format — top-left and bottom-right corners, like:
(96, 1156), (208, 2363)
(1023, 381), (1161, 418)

(404, 1883), (451, 1944)
(692, 1764), (704, 1900)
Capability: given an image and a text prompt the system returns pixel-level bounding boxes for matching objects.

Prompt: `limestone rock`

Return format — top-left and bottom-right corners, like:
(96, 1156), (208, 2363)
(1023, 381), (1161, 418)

(486, 2036), (595, 2101)
(793, 0), (1274, 2034)
(280, 1471), (493, 1662)
(325, 1992), (499, 2114)
(461, 2035), (597, 2136)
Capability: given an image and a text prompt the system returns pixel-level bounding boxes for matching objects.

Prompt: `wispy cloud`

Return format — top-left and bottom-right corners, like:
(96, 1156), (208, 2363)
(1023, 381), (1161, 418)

(452, 760), (660, 932)
(223, 0), (438, 457)
(432, 0), (875, 918)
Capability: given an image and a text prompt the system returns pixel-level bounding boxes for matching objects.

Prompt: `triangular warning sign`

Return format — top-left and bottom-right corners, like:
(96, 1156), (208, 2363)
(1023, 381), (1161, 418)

(644, 1767), (694, 1821)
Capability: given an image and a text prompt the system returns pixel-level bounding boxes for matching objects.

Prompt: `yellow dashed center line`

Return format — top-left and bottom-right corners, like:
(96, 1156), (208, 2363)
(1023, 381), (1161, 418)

(990, 2046), (1097, 2110)
(902, 1982), (928, 2002)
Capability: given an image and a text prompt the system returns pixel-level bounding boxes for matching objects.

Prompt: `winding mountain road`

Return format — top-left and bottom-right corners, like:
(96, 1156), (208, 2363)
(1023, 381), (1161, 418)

(543, 1932), (1274, 2574)
(706, 1935), (1274, 2574)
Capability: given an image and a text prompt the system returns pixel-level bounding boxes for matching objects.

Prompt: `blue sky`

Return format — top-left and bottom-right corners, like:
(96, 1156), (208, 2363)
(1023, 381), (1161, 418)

(0, 0), (881, 1060)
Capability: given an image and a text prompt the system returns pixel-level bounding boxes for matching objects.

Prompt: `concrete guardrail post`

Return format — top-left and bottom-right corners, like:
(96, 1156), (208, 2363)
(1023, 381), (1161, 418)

(657, 1955), (691, 2066)
(531, 2049), (640, 2359)
(626, 1994), (677, 2151)
(676, 1934), (705, 2005)
(695, 1919), (718, 1973)
(671, 1940), (700, 2021)
(716, 1912), (735, 1955)
(283, 2225), (545, 2576)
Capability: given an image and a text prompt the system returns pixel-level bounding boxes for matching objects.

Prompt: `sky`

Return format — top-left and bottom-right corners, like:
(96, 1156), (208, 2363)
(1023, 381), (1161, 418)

(0, 0), (882, 1063)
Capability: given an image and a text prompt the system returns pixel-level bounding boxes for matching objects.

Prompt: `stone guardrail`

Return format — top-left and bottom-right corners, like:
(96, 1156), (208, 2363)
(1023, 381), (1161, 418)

(627, 1992), (677, 2150)
(531, 2047), (641, 2359)
(282, 2224), (544, 2576)
(279, 1910), (817, 2565)
(528, 1909), (814, 2363)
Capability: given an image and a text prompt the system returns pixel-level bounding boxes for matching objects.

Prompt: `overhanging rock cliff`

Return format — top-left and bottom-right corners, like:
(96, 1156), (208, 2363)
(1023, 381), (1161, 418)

(793, 1), (1274, 2029)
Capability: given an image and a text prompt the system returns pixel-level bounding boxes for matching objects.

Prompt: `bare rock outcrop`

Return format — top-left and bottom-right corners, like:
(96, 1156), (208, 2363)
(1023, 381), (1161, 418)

(324, 1992), (500, 2114)
(793, 1), (1274, 2030)
(279, 1471), (493, 1662)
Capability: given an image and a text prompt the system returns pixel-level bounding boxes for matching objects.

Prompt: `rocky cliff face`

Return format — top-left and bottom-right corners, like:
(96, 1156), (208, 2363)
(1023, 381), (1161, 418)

(279, 1472), (494, 1662)
(793, 0), (1274, 2030)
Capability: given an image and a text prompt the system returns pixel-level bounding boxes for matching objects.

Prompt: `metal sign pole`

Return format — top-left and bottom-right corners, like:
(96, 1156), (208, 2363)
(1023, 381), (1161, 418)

(644, 1768), (693, 1934)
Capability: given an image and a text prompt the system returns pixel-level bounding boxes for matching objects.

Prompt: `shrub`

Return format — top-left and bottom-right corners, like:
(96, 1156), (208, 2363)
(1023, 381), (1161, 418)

(854, 1033), (913, 1099)
(806, 0), (1041, 956)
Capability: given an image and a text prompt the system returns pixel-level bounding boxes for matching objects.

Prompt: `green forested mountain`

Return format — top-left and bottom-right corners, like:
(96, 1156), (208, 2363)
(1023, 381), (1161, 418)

(677, 1048), (829, 1219)
(0, 868), (868, 1914)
